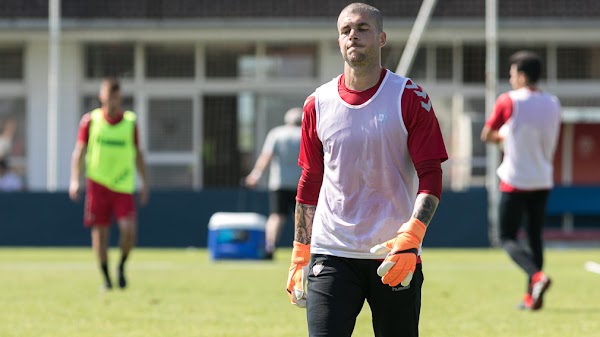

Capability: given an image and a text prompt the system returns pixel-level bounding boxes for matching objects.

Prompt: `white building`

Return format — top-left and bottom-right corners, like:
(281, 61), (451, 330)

(1, 1), (599, 191)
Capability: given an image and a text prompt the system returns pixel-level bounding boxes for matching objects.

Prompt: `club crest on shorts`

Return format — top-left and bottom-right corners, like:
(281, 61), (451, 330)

(312, 262), (324, 276)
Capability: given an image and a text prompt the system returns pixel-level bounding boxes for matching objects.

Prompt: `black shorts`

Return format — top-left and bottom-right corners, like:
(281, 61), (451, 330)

(307, 254), (423, 337)
(269, 189), (297, 215)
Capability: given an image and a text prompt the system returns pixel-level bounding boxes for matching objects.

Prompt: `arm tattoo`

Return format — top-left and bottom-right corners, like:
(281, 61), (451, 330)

(411, 194), (439, 226)
(294, 202), (315, 244)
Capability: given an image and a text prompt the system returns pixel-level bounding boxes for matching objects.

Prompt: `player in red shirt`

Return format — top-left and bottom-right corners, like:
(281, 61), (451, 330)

(285, 3), (447, 336)
(69, 77), (149, 291)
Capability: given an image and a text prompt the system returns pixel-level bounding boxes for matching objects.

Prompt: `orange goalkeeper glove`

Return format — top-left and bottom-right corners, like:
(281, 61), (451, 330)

(286, 241), (310, 308)
(370, 218), (427, 287)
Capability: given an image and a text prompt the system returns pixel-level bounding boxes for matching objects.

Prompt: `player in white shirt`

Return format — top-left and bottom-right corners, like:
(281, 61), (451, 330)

(245, 107), (303, 259)
(481, 50), (561, 311)
(286, 3), (448, 336)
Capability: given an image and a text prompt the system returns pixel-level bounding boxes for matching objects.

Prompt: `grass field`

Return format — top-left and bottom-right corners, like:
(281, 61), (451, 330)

(1, 247), (599, 337)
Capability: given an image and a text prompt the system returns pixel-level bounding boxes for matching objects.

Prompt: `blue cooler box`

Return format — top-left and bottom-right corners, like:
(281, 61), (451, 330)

(208, 212), (267, 260)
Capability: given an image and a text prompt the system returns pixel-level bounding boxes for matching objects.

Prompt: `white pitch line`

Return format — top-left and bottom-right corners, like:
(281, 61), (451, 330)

(584, 261), (600, 275)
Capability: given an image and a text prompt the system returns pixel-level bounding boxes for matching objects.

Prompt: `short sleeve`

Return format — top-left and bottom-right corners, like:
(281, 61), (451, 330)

(485, 93), (513, 130)
(260, 127), (277, 156)
(77, 113), (91, 144)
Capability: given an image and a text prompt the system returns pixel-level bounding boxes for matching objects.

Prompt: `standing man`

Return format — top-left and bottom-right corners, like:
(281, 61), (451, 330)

(481, 51), (560, 311)
(245, 107), (302, 260)
(0, 158), (23, 192)
(69, 77), (149, 290)
(286, 3), (448, 336)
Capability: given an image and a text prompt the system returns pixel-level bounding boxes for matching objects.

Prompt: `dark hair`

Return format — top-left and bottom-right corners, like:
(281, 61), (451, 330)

(0, 158), (7, 170)
(102, 76), (121, 92)
(509, 51), (542, 84)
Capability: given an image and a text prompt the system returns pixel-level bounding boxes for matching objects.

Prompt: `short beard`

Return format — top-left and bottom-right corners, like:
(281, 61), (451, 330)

(344, 51), (366, 66)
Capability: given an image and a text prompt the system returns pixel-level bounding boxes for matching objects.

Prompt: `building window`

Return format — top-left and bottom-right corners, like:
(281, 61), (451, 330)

(147, 98), (193, 152)
(436, 46), (453, 80)
(402, 47), (427, 80)
(84, 43), (134, 79)
(202, 95), (240, 187)
(381, 44), (426, 79)
(381, 44), (402, 71)
(463, 45), (486, 83)
(557, 46), (600, 80)
(145, 45), (195, 78)
(264, 44), (317, 78)
(465, 98), (487, 186)
(147, 164), (193, 190)
(0, 46), (23, 80)
(206, 44), (256, 78)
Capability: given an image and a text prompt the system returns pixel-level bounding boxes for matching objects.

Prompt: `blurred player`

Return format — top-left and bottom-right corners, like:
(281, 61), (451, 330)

(0, 158), (22, 192)
(481, 51), (561, 310)
(69, 77), (149, 290)
(0, 118), (21, 192)
(0, 117), (17, 159)
(286, 3), (448, 336)
(245, 107), (302, 260)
